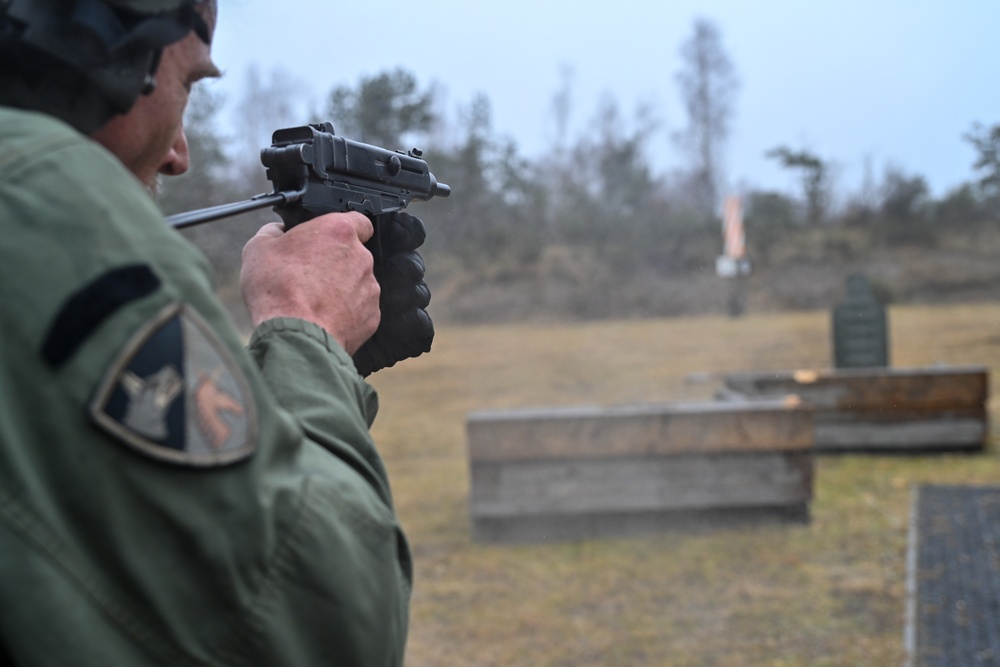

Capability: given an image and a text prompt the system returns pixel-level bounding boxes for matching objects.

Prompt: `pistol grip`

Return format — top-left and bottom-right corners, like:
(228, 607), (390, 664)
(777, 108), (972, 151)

(273, 205), (317, 231)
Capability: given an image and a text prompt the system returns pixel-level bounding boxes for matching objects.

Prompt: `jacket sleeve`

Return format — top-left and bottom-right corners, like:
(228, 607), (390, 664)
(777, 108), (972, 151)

(232, 317), (414, 666)
(248, 317), (396, 509)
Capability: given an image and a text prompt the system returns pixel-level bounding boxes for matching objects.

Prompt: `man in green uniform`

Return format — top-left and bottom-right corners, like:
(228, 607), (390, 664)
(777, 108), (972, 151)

(0, 1), (422, 664)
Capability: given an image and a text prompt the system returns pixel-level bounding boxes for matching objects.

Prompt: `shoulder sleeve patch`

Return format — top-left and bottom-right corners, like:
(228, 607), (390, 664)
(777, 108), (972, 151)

(89, 303), (258, 467)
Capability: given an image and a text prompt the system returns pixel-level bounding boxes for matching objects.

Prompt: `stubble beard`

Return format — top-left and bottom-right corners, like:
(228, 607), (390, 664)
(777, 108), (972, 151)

(148, 175), (162, 200)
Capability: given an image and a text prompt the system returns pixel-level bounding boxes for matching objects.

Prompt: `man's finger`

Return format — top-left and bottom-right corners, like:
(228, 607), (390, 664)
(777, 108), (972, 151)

(253, 221), (286, 240)
(339, 211), (374, 243)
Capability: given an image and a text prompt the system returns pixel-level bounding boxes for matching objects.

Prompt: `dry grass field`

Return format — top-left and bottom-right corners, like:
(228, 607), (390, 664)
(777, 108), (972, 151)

(367, 302), (1000, 667)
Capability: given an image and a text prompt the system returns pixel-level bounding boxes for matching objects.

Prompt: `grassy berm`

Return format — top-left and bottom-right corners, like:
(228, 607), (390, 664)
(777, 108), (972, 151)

(367, 302), (1000, 667)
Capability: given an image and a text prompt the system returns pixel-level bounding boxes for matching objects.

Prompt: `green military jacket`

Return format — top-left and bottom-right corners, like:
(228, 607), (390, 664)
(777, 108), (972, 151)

(0, 107), (411, 666)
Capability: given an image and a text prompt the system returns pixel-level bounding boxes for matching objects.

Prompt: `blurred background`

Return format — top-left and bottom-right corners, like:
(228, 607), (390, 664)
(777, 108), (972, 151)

(160, 3), (1000, 664)
(164, 0), (1000, 330)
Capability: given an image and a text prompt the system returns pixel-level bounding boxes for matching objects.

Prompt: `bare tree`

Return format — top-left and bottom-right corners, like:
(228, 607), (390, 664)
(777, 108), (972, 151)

(766, 146), (830, 225)
(233, 64), (303, 189)
(548, 63), (575, 152)
(964, 122), (1000, 214)
(879, 164), (929, 222)
(674, 18), (739, 218)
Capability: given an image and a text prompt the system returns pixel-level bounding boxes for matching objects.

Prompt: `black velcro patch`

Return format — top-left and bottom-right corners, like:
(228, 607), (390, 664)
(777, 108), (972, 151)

(42, 265), (161, 368)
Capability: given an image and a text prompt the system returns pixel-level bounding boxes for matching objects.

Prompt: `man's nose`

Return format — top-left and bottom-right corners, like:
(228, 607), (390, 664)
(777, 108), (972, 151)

(159, 124), (190, 177)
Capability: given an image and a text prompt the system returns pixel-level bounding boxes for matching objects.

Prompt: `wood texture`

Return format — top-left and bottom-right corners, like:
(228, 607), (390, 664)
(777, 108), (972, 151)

(720, 366), (989, 452)
(467, 400), (812, 462)
(470, 452), (814, 517)
(466, 401), (816, 542)
(723, 365), (988, 410)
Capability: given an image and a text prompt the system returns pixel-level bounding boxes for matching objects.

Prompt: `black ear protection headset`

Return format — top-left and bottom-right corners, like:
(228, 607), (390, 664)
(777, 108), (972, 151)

(0, 0), (208, 133)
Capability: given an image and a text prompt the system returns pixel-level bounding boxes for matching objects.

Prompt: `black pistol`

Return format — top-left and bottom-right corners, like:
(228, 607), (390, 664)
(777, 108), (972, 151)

(168, 122), (450, 229)
(259, 121), (450, 229)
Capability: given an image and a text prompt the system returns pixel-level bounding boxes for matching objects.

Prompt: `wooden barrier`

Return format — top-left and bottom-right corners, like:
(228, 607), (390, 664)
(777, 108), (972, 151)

(466, 400), (814, 543)
(719, 365), (989, 453)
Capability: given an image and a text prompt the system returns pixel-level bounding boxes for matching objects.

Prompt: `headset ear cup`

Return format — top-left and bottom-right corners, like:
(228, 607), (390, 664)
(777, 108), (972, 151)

(0, 0), (200, 132)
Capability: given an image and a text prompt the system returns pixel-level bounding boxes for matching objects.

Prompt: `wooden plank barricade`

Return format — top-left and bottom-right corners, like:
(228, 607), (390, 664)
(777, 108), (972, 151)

(466, 400), (814, 543)
(718, 365), (989, 454)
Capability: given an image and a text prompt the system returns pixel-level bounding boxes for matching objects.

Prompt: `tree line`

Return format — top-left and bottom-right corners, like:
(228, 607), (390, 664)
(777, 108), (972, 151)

(159, 19), (1000, 325)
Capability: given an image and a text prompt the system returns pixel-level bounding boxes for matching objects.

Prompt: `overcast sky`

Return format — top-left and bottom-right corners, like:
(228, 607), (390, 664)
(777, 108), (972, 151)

(209, 0), (1000, 200)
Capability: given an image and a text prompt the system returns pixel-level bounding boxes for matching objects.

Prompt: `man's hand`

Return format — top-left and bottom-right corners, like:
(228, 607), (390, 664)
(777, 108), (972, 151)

(241, 212), (380, 355)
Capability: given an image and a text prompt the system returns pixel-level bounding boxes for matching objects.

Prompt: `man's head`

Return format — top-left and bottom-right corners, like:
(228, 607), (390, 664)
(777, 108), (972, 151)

(0, 0), (220, 189)
(91, 0), (220, 191)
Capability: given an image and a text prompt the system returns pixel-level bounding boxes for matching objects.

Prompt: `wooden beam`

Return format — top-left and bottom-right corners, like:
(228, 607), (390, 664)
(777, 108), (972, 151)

(466, 400), (815, 542)
(467, 399), (812, 462)
(723, 365), (988, 411)
(720, 366), (989, 453)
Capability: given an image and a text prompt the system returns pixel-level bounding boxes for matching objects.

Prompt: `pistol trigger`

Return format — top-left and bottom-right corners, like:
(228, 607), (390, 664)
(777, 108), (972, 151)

(347, 199), (376, 217)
